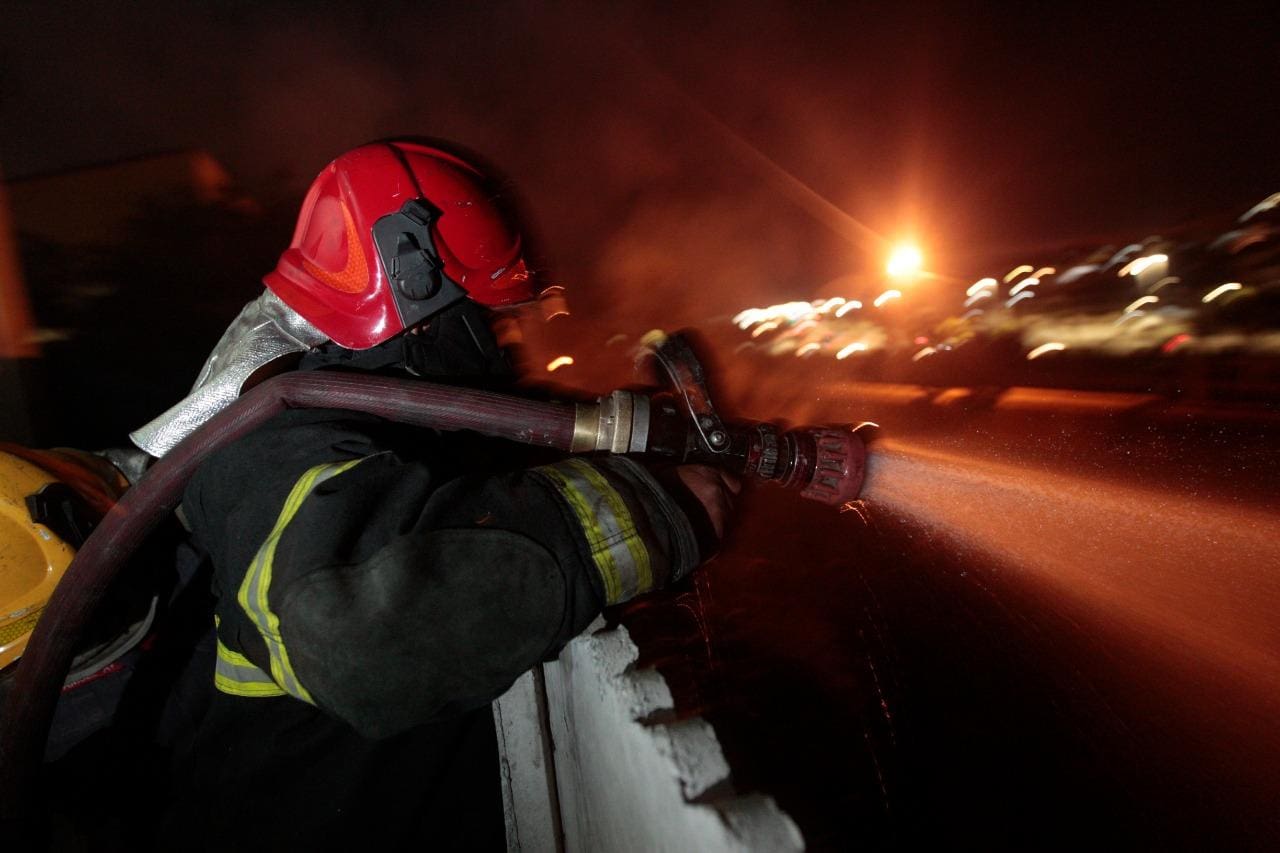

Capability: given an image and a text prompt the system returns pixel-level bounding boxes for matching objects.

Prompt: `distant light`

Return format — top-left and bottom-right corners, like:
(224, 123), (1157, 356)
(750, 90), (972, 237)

(911, 346), (936, 361)
(835, 300), (863, 317)
(1117, 253), (1168, 277)
(1150, 276), (1181, 293)
(886, 244), (924, 278)
(1124, 295), (1159, 313)
(1003, 265), (1033, 283)
(1239, 192), (1280, 223)
(796, 342), (821, 357)
(873, 289), (902, 308)
(1032, 267), (1056, 278)
(751, 320), (781, 337)
(1113, 310), (1145, 326)
(1026, 342), (1066, 360)
(836, 342), (867, 359)
(961, 309), (984, 320)
(1008, 277), (1041, 296)
(963, 291), (993, 308)
(546, 356), (575, 372)
(816, 297), (846, 313)
(1202, 282), (1242, 303)
(913, 335), (930, 345)
(1162, 333), (1193, 353)
(966, 278), (997, 297)
(1004, 291), (1035, 307)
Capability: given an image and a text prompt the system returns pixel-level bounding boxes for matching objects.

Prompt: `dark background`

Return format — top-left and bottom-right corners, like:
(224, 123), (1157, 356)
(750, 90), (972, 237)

(4, 3), (1280, 850)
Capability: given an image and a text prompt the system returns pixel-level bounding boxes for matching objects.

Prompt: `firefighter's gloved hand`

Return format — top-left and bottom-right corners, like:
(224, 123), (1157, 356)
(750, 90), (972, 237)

(655, 464), (741, 561)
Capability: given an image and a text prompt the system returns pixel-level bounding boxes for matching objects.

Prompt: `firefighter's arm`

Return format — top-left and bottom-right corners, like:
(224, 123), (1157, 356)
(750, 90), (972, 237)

(222, 452), (711, 738)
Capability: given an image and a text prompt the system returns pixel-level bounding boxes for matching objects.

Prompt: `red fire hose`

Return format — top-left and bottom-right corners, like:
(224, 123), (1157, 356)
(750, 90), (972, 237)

(0, 366), (864, 823)
(0, 371), (580, 821)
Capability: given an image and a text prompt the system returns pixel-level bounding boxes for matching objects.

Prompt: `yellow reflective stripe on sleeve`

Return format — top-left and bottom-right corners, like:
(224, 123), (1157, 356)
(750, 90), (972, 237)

(236, 458), (366, 704)
(215, 636), (287, 697)
(538, 459), (652, 605)
(212, 615), (286, 697)
(564, 460), (653, 593)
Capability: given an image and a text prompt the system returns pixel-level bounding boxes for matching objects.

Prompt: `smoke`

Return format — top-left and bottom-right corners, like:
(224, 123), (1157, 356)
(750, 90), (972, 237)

(3, 0), (1279, 339)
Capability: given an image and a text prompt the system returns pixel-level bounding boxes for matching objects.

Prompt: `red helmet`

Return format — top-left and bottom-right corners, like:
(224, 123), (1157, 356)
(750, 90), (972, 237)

(265, 141), (535, 350)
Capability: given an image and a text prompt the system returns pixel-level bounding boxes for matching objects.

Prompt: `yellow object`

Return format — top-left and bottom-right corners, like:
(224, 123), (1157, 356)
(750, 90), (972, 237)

(0, 451), (77, 670)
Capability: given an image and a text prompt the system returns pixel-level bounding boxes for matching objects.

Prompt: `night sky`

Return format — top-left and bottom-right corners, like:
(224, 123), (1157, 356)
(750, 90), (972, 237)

(3, 1), (1278, 328)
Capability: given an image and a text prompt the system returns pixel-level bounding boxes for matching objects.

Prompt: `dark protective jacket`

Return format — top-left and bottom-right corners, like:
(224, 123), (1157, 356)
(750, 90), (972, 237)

(161, 407), (701, 848)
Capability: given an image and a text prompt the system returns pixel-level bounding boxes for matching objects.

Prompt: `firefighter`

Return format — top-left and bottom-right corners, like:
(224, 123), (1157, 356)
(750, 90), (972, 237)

(136, 140), (739, 848)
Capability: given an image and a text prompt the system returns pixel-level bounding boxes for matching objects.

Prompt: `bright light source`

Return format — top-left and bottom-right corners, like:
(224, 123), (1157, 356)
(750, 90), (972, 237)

(1202, 282), (1242, 303)
(1003, 265), (1033, 283)
(796, 342), (822, 357)
(1124, 296), (1159, 313)
(1027, 342), (1066, 360)
(886, 244), (924, 278)
(911, 346), (936, 361)
(1117, 254), (1168, 277)
(1008, 277), (1041, 296)
(873, 289), (902, 308)
(966, 278), (997, 297)
(1032, 267), (1056, 278)
(835, 300), (862, 317)
(546, 356), (575, 372)
(836, 342), (867, 359)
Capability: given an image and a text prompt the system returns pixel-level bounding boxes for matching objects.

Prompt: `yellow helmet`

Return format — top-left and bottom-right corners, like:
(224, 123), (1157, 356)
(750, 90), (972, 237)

(0, 451), (78, 671)
(0, 445), (128, 672)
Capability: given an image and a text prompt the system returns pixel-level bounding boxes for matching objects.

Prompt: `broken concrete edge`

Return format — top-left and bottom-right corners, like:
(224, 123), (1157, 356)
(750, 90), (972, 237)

(552, 619), (805, 851)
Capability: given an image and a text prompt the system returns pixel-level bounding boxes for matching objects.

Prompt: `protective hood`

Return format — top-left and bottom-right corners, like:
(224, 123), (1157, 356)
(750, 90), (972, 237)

(129, 290), (328, 457)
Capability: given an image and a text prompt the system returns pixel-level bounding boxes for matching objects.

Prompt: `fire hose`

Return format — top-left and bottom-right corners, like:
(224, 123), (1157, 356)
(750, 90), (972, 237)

(0, 333), (864, 820)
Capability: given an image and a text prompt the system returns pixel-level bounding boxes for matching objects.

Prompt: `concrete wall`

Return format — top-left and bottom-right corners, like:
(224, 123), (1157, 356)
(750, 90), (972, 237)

(494, 619), (803, 852)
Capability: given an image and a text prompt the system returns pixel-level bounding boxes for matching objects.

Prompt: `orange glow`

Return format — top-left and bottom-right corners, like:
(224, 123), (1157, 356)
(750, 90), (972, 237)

(886, 244), (923, 278)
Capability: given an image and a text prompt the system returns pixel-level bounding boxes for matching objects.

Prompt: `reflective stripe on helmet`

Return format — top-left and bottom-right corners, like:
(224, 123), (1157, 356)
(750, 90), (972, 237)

(536, 459), (653, 605)
(236, 458), (367, 704)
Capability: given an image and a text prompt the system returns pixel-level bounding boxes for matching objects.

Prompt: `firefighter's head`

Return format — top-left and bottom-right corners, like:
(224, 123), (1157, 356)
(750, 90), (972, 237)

(266, 140), (540, 354)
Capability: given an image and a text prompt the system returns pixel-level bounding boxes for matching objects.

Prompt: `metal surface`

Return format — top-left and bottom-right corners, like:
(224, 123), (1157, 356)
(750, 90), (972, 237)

(128, 290), (328, 457)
